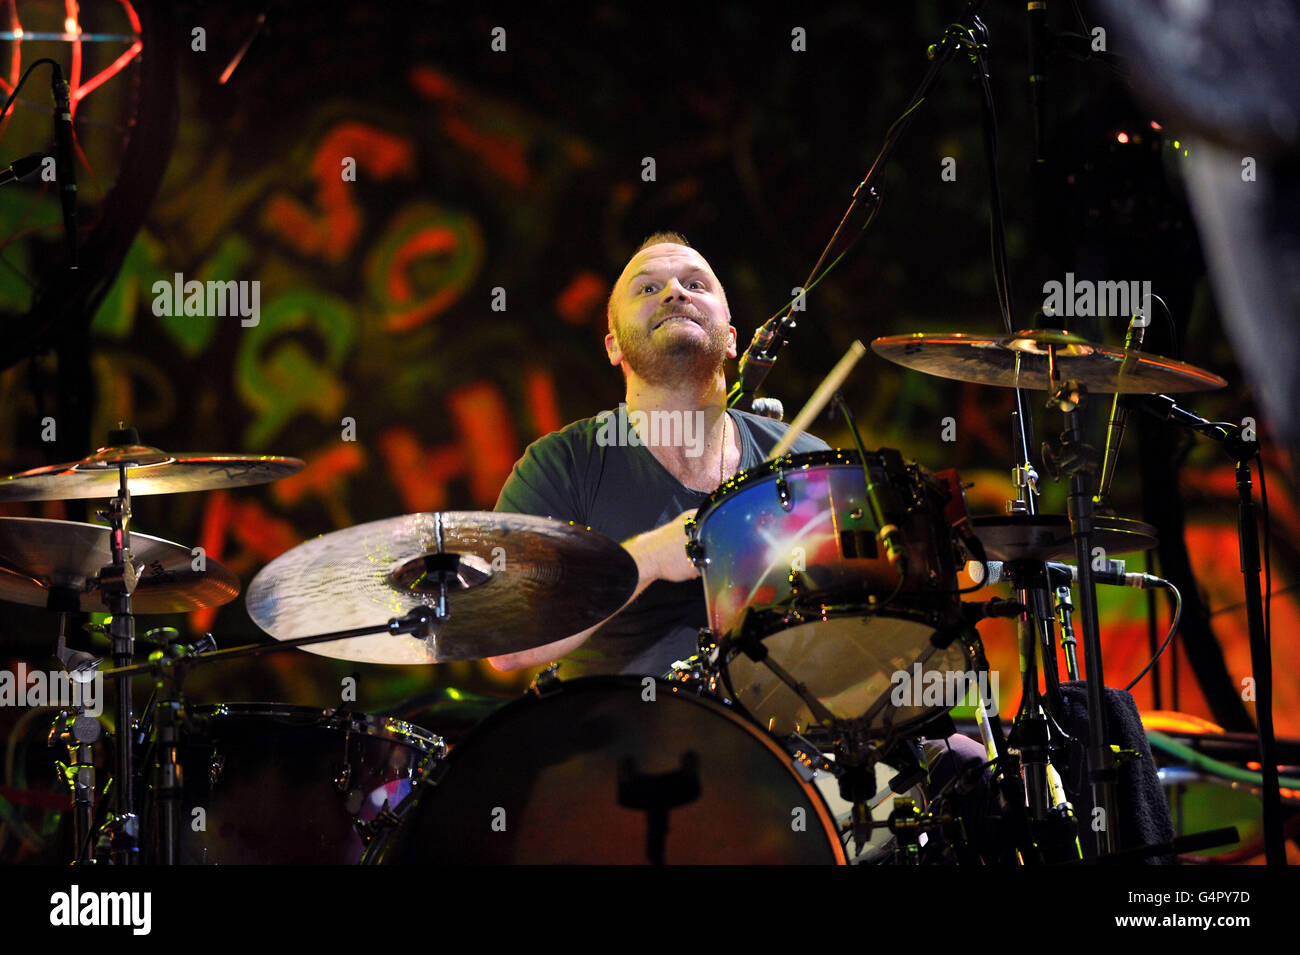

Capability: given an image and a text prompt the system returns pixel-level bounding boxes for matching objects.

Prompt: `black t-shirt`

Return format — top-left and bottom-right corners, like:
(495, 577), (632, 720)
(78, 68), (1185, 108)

(494, 407), (828, 677)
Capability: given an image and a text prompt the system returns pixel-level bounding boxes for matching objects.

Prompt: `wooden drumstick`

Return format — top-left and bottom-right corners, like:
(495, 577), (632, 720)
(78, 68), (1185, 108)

(766, 340), (867, 461)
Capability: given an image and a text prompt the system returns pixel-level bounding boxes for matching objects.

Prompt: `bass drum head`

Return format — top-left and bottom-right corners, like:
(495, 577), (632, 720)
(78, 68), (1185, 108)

(723, 612), (972, 739)
(376, 676), (845, 864)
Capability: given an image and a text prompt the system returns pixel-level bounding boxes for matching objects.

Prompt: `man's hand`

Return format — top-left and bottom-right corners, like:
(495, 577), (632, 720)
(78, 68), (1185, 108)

(628, 508), (700, 584)
(487, 509), (699, 672)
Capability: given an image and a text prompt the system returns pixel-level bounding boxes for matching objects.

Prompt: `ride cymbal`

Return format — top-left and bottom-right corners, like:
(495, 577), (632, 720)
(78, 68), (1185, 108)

(245, 511), (638, 664)
(871, 330), (1227, 394)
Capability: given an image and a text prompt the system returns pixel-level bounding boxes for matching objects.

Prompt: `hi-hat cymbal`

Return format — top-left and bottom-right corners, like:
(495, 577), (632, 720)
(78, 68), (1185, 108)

(0, 518), (240, 613)
(871, 330), (1227, 393)
(972, 513), (1158, 562)
(245, 511), (638, 664)
(0, 446), (304, 502)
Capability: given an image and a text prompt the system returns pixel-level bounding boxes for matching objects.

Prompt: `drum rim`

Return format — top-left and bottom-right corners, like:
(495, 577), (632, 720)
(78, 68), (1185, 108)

(382, 674), (847, 865)
(694, 449), (868, 523)
(189, 701), (444, 751)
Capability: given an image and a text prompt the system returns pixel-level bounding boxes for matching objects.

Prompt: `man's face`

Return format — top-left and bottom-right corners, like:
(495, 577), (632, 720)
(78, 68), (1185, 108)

(605, 243), (737, 385)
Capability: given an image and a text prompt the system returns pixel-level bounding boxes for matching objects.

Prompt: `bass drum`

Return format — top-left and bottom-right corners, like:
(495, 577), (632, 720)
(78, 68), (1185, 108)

(368, 676), (846, 864)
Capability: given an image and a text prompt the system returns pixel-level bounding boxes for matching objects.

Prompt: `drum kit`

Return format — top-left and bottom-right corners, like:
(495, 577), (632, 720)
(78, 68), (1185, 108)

(0, 322), (1257, 866)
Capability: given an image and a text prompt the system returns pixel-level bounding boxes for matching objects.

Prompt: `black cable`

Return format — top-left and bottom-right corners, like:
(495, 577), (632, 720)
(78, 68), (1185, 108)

(1149, 292), (1181, 358)
(0, 58), (60, 125)
(1124, 579), (1183, 692)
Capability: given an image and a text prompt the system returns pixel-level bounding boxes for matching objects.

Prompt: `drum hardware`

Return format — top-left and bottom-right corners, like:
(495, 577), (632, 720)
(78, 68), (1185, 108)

(530, 661), (564, 697)
(1053, 584), (1080, 681)
(0, 426), (302, 865)
(870, 325), (1233, 862)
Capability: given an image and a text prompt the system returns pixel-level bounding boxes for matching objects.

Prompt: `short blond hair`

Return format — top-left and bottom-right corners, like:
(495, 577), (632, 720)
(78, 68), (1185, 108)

(607, 231), (693, 332)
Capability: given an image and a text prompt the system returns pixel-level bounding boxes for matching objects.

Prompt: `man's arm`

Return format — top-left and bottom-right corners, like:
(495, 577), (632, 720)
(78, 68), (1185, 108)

(487, 509), (698, 671)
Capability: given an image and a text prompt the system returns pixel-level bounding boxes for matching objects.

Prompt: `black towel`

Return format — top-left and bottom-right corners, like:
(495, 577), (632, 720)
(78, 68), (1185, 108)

(1056, 681), (1176, 863)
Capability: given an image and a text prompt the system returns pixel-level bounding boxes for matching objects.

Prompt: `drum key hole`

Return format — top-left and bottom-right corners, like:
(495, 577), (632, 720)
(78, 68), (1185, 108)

(334, 762), (353, 794)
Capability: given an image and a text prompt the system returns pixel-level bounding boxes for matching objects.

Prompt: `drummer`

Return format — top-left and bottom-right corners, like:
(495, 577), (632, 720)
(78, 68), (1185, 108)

(487, 233), (989, 825)
(488, 233), (824, 676)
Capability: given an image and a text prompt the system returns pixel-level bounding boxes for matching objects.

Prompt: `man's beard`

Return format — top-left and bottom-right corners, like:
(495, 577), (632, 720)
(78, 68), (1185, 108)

(614, 316), (731, 386)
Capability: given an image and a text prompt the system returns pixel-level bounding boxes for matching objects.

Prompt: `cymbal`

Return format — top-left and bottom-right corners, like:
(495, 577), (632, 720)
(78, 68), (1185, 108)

(871, 330), (1227, 393)
(972, 513), (1158, 562)
(0, 518), (240, 613)
(245, 511), (638, 664)
(0, 445), (304, 502)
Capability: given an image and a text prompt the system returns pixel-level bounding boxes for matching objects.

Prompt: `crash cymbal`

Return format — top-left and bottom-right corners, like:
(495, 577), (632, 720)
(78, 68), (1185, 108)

(871, 330), (1227, 393)
(0, 518), (240, 613)
(972, 513), (1158, 562)
(0, 446), (304, 502)
(245, 511), (638, 664)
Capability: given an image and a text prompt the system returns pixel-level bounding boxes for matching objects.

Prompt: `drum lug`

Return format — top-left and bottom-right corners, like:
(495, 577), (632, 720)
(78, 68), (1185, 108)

(684, 515), (706, 566)
(775, 473), (792, 511)
(334, 762), (353, 794)
(208, 751), (224, 786)
(529, 662), (563, 698)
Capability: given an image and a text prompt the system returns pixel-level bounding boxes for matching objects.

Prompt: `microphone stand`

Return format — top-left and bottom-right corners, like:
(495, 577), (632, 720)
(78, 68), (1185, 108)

(727, 0), (995, 412)
(1129, 394), (1284, 865)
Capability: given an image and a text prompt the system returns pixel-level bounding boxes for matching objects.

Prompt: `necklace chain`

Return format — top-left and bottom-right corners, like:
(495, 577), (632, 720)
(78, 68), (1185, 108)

(719, 411), (728, 486)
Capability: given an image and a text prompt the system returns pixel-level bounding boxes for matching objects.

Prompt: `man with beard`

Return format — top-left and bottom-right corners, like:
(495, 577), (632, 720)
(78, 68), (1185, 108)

(488, 233), (826, 676)
(486, 232), (997, 862)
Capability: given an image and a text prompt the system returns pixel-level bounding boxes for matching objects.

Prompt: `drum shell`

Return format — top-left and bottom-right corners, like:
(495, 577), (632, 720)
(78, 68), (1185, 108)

(370, 676), (846, 865)
(690, 451), (961, 639)
(165, 703), (441, 864)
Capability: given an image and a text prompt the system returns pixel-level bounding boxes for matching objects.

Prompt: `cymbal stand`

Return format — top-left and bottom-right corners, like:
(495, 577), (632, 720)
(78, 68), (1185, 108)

(1041, 368), (1119, 857)
(96, 462), (140, 864)
(50, 604), (102, 864)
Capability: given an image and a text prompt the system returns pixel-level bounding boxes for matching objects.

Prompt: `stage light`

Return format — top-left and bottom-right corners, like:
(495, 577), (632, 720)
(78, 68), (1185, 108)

(1116, 132), (1129, 144)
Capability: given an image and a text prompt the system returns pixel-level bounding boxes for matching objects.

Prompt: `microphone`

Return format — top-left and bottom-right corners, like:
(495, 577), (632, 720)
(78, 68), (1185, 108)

(0, 152), (49, 187)
(865, 448), (908, 569)
(50, 64), (77, 270)
(1027, 0), (1050, 162)
(1095, 312), (1148, 508)
(970, 558), (1165, 590)
(727, 317), (783, 409)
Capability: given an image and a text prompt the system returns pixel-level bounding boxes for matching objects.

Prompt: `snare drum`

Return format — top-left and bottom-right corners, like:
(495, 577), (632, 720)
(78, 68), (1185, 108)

(159, 703), (444, 864)
(688, 449), (971, 739)
(366, 675), (846, 864)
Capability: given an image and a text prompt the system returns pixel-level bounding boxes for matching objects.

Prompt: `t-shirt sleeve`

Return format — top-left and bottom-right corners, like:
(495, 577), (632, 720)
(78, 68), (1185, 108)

(791, 429), (831, 453)
(494, 430), (586, 524)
